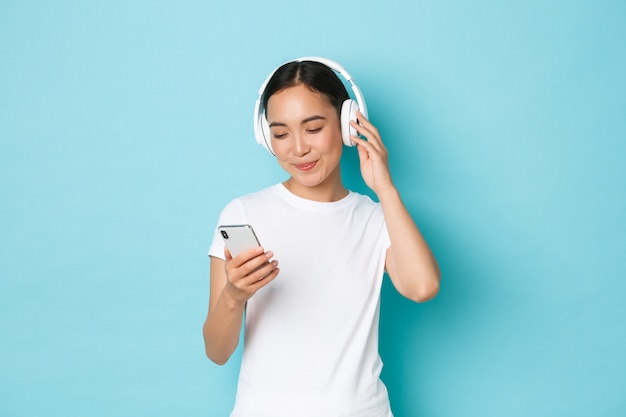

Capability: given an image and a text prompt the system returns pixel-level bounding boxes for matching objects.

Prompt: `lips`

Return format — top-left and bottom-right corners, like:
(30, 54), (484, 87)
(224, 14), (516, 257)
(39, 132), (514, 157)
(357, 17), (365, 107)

(294, 161), (318, 171)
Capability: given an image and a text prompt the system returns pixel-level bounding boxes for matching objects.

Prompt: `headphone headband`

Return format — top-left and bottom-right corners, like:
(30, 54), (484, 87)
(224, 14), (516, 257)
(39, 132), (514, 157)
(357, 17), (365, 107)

(254, 57), (368, 155)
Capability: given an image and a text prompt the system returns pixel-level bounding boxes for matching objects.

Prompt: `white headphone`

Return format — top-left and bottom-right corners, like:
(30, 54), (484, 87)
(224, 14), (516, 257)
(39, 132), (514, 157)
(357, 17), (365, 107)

(253, 57), (368, 155)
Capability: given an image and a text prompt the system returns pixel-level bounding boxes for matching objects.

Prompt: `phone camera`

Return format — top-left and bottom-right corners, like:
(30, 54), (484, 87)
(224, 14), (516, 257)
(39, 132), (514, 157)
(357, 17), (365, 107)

(220, 230), (229, 239)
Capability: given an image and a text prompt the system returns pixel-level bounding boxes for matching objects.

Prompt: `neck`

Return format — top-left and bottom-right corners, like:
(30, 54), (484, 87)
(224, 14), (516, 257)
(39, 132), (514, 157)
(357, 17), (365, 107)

(283, 174), (348, 202)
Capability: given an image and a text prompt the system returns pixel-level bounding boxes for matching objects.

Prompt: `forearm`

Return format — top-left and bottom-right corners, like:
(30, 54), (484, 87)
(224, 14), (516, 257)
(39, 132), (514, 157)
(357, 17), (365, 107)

(378, 186), (440, 302)
(203, 289), (246, 365)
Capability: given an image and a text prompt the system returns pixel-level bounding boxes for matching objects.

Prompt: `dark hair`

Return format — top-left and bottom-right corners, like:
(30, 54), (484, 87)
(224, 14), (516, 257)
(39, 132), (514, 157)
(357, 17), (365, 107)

(261, 60), (349, 117)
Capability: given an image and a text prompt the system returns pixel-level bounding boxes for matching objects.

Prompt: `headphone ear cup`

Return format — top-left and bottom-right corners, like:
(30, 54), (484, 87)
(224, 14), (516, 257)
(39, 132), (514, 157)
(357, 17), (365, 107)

(258, 114), (274, 155)
(340, 99), (358, 146)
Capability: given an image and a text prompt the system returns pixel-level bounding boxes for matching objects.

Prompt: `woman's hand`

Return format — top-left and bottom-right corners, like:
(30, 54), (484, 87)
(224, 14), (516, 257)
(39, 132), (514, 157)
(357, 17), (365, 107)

(223, 246), (279, 304)
(350, 111), (395, 195)
(203, 248), (278, 364)
(351, 112), (440, 303)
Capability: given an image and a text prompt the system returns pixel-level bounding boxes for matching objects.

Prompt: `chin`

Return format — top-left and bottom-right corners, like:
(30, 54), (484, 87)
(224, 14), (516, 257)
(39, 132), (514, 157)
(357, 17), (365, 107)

(286, 170), (327, 186)
(292, 176), (325, 188)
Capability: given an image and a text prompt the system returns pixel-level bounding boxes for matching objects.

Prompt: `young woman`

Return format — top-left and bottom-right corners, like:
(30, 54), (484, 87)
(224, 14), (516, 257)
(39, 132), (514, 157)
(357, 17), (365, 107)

(203, 58), (440, 417)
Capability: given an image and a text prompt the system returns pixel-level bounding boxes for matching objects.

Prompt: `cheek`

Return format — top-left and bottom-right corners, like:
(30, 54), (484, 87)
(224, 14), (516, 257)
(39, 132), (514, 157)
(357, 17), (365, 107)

(272, 142), (295, 164)
(325, 130), (344, 153)
(270, 139), (287, 155)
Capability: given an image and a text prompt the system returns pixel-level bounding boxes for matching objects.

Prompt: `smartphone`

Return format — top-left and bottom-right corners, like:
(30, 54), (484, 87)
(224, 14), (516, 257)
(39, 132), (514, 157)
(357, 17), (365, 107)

(218, 224), (261, 257)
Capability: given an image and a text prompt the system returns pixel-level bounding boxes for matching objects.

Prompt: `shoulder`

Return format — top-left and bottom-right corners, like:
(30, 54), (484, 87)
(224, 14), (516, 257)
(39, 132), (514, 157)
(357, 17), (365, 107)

(349, 191), (382, 213)
(228, 184), (281, 208)
(343, 191), (386, 227)
(350, 191), (378, 206)
(219, 184), (281, 214)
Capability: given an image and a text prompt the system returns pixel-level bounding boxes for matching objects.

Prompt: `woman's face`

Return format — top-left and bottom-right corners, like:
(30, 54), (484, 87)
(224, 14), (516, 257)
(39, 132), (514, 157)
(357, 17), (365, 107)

(266, 84), (344, 199)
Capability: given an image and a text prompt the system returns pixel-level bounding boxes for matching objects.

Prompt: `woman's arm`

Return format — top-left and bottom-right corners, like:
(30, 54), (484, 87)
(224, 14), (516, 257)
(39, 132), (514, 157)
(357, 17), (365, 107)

(378, 187), (440, 302)
(203, 247), (279, 364)
(350, 112), (440, 302)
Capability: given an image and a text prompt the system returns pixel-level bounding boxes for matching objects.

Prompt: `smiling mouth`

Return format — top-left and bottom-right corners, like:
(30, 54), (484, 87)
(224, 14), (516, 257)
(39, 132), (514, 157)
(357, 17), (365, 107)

(294, 161), (318, 171)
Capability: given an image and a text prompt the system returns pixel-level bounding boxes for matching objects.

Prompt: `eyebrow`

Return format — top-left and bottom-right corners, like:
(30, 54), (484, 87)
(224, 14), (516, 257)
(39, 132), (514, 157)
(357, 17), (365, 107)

(268, 115), (326, 128)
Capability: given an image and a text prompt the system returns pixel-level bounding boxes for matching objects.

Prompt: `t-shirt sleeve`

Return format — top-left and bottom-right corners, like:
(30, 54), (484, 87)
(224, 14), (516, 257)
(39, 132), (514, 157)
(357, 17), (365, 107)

(382, 218), (391, 252)
(378, 205), (391, 252)
(207, 199), (246, 259)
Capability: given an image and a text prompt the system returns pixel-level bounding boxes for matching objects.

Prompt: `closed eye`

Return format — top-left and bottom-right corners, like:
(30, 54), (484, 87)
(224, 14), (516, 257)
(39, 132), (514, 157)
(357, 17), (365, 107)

(273, 132), (288, 139)
(306, 127), (323, 134)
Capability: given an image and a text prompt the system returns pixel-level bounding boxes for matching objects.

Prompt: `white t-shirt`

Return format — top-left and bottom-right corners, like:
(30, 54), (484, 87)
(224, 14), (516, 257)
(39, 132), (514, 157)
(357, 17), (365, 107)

(208, 184), (393, 417)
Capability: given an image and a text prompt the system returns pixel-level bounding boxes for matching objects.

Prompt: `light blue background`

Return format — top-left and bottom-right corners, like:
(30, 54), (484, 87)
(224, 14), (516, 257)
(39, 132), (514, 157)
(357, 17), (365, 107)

(1, 1), (625, 416)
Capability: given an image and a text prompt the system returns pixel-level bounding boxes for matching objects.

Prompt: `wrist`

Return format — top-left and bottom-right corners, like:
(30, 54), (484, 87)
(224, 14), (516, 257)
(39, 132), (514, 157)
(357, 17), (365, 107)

(375, 183), (400, 202)
(221, 285), (247, 310)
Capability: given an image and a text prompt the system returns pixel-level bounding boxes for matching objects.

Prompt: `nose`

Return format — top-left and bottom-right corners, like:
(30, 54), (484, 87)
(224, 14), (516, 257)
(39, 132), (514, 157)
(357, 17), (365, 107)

(292, 132), (310, 157)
